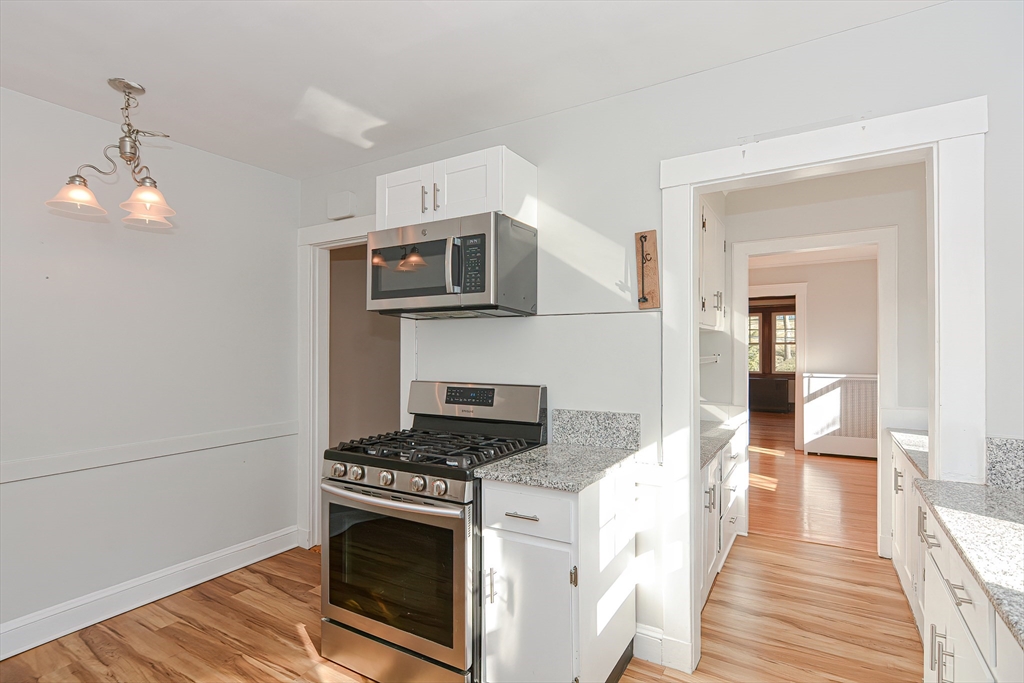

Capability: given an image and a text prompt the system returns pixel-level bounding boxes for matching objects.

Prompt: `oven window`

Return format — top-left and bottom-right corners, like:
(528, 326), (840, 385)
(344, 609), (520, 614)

(370, 239), (458, 300)
(327, 503), (454, 648)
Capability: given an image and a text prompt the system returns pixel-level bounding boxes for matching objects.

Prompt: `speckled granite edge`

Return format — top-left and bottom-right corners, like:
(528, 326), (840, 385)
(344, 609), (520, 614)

(891, 429), (929, 478)
(551, 409), (641, 451)
(915, 479), (1024, 647)
(474, 443), (636, 493)
(700, 420), (740, 470)
(988, 437), (1024, 492)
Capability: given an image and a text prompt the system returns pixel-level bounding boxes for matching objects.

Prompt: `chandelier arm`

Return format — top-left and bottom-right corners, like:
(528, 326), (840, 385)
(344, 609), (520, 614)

(76, 144), (120, 177)
(130, 163), (152, 184)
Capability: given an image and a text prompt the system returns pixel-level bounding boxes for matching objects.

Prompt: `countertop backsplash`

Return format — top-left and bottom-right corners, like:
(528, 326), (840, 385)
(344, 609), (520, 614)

(987, 437), (1024, 492)
(551, 409), (641, 451)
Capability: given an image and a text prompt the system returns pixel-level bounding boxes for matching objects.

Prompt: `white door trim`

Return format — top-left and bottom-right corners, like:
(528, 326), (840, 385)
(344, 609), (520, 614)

(658, 97), (987, 674)
(296, 215), (374, 548)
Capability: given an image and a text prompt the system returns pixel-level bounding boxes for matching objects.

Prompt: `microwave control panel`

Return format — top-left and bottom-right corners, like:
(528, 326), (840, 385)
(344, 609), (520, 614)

(462, 234), (486, 293)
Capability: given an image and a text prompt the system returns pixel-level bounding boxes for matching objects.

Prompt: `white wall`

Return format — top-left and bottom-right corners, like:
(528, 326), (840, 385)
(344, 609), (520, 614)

(726, 164), (923, 400)
(301, 0), (1022, 439)
(0, 89), (301, 641)
(749, 260), (878, 374)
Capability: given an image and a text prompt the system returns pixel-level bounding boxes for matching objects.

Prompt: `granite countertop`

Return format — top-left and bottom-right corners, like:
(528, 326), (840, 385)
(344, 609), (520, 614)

(700, 420), (739, 470)
(915, 478), (1024, 647)
(891, 429), (929, 478)
(474, 443), (637, 493)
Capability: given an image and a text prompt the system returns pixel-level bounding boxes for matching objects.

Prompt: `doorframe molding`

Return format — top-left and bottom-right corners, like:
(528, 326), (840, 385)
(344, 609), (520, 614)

(296, 215), (374, 548)
(658, 96), (988, 673)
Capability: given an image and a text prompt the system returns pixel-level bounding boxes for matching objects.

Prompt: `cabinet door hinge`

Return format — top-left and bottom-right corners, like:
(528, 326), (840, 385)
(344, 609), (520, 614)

(569, 566), (578, 587)
(702, 216), (707, 231)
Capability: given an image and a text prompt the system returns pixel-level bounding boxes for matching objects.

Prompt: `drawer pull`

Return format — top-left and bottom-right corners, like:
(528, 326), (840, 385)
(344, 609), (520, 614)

(946, 579), (973, 606)
(729, 452), (740, 460)
(505, 511), (539, 522)
(729, 516), (737, 524)
(725, 485), (737, 492)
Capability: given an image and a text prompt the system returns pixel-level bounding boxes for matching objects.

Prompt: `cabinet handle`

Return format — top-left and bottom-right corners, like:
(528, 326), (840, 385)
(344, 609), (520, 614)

(711, 484), (716, 511)
(704, 488), (713, 511)
(488, 567), (495, 604)
(725, 485), (737, 492)
(433, 183), (440, 211)
(945, 578), (973, 606)
(729, 451), (739, 460)
(729, 516), (737, 524)
(936, 637), (954, 683)
(421, 185), (427, 213)
(505, 511), (539, 522)
(919, 508), (941, 548)
(894, 467), (904, 493)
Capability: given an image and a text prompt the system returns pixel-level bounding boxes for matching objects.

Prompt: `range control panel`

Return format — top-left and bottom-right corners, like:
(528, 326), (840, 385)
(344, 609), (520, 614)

(462, 234), (486, 293)
(445, 386), (495, 407)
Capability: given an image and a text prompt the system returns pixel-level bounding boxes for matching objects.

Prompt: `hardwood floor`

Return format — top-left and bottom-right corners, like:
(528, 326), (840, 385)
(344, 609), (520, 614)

(2, 536), (920, 683)
(0, 549), (372, 683)
(3, 423), (913, 683)
(746, 411), (878, 553)
(623, 534), (921, 683)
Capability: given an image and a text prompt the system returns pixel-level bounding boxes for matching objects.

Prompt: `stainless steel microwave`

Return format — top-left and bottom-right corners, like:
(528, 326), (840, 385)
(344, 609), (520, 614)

(366, 212), (537, 319)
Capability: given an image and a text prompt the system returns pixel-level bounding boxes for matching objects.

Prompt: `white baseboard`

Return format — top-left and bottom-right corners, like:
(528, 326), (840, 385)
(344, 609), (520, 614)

(662, 634), (694, 674)
(633, 624), (663, 664)
(805, 435), (877, 458)
(879, 534), (893, 559)
(0, 526), (300, 660)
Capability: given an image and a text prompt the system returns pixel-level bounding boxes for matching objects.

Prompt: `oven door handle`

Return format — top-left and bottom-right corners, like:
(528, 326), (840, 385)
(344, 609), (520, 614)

(321, 482), (465, 519)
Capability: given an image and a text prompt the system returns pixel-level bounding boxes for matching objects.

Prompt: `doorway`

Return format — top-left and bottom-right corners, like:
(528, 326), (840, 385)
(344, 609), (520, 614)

(328, 245), (401, 447)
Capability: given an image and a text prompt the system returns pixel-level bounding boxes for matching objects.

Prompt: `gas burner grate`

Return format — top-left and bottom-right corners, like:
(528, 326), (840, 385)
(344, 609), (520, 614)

(334, 430), (531, 469)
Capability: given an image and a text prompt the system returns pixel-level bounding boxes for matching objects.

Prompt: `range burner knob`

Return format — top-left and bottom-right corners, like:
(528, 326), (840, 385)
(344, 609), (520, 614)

(432, 480), (448, 497)
(379, 470), (394, 486)
(349, 465), (365, 481)
(410, 476), (426, 492)
(331, 463), (347, 478)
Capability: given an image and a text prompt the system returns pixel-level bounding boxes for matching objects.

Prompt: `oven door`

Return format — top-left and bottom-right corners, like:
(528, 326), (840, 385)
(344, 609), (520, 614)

(367, 218), (463, 312)
(320, 480), (472, 671)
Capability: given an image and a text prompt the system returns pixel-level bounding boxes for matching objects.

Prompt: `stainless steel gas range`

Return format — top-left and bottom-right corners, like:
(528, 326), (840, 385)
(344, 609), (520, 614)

(320, 381), (547, 683)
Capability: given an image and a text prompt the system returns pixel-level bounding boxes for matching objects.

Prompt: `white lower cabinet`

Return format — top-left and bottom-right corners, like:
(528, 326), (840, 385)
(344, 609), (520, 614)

(919, 517), (1023, 683)
(481, 466), (636, 683)
(700, 438), (747, 608)
(483, 532), (574, 682)
(924, 552), (993, 683)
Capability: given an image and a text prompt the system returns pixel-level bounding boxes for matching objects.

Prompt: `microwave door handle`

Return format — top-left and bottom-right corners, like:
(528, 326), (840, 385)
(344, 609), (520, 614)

(444, 236), (461, 294)
(321, 482), (464, 519)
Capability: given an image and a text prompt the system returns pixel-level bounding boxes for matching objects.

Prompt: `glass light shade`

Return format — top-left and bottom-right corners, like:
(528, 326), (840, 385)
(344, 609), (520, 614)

(403, 247), (427, 267)
(45, 181), (107, 215)
(120, 184), (175, 217)
(123, 212), (172, 228)
(371, 252), (388, 268)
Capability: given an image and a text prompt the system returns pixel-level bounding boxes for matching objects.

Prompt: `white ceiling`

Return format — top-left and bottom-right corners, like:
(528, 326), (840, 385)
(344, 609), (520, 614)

(748, 244), (878, 269)
(0, 1), (941, 179)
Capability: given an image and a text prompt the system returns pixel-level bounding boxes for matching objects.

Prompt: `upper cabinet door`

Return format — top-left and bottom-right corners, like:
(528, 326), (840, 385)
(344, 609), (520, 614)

(438, 148), (502, 221)
(699, 199), (726, 330)
(376, 147), (538, 231)
(376, 164), (434, 230)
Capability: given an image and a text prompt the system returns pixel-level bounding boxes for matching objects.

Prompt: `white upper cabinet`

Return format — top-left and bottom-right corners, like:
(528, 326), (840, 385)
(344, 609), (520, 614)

(699, 198), (726, 330)
(376, 146), (537, 231)
(379, 163), (435, 229)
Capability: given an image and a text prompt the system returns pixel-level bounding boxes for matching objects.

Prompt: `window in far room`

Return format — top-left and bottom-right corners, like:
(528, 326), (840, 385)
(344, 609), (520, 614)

(748, 297), (796, 377)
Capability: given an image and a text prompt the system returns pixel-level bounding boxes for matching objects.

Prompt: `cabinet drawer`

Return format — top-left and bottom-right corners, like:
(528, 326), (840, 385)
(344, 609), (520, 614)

(722, 494), (743, 540)
(994, 613), (1024, 683)
(945, 550), (992, 660)
(722, 459), (745, 511)
(483, 486), (572, 543)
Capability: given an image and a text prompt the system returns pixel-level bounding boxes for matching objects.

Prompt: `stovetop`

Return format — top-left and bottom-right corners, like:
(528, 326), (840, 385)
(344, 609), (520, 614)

(334, 429), (532, 469)
(324, 428), (539, 482)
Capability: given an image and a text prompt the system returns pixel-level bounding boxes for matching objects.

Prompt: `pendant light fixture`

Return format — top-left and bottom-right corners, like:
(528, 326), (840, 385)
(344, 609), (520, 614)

(371, 252), (388, 268)
(396, 246), (427, 271)
(45, 79), (176, 226)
